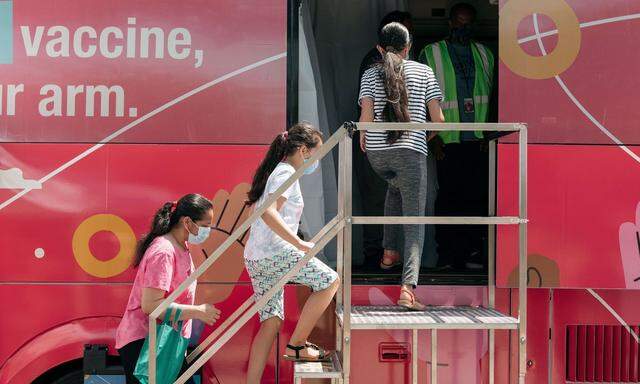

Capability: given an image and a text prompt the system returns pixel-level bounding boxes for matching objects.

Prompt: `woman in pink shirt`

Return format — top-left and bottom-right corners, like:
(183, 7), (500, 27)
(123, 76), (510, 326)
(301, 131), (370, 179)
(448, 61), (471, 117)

(115, 193), (220, 384)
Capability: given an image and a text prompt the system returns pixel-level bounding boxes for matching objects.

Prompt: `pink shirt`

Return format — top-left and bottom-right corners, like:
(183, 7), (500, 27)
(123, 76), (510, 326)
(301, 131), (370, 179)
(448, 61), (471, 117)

(115, 236), (197, 349)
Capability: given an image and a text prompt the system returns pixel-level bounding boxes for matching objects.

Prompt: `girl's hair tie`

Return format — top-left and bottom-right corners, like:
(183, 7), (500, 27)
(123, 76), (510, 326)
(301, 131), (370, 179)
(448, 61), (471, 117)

(282, 131), (289, 140)
(170, 201), (177, 212)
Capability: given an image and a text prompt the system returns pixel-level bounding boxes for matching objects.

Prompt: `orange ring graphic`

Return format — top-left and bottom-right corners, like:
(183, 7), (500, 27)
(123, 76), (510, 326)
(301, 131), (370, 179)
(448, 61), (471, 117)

(500, 0), (580, 79)
(72, 214), (136, 278)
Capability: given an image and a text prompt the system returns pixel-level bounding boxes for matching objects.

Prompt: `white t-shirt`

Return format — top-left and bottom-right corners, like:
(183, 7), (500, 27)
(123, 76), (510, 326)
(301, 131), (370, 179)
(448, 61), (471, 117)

(244, 162), (304, 261)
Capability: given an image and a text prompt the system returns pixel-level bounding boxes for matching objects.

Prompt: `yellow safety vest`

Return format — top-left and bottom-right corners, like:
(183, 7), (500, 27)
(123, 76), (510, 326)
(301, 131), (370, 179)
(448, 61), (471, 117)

(418, 40), (494, 144)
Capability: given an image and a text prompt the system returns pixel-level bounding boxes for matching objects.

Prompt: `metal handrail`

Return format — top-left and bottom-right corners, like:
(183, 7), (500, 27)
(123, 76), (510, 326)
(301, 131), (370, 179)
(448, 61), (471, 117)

(352, 216), (526, 225)
(356, 122), (526, 131)
(341, 121), (528, 384)
(147, 126), (347, 384)
(143, 121), (527, 384)
(175, 218), (345, 384)
(185, 215), (342, 363)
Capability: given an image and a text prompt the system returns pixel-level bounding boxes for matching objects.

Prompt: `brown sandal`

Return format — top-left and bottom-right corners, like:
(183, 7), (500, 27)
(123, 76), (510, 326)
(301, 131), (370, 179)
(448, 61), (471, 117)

(397, 287), (427, 311)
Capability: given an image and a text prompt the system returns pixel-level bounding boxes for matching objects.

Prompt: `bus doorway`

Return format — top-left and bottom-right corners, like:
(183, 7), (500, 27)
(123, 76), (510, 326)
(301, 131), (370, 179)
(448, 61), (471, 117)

(297, 0), (499, 285)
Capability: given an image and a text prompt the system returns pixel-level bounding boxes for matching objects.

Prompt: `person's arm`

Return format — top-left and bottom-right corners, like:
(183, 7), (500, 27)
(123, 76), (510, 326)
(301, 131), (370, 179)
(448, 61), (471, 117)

(261, 196), (313, 252)
(358, 68), (375, 153)
(427, 99), (445, 124)
(359, 97), (374, 152)
(139, 250), (220, 325)
(427, 98), (445, 140)
(141, 288), (221, 325)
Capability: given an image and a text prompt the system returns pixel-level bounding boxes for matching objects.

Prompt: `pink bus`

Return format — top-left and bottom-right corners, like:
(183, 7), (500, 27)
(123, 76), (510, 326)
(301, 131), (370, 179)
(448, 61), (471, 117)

(1, 0), (640, 383)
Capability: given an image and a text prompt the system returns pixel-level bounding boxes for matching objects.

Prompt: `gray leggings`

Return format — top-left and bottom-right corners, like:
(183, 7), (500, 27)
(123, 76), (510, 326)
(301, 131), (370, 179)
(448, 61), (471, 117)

(367, 148), (427, 287)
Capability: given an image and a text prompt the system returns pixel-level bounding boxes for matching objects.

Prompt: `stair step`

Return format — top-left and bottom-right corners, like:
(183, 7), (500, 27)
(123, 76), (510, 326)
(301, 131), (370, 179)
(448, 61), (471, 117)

(293, 352), (342, 379)
(337, 305), (518, 330)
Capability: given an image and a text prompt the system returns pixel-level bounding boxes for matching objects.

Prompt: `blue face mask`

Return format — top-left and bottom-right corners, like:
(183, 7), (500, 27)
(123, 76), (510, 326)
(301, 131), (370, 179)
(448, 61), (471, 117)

(303, 157), (319, 175)
(187, 222), (211, 244)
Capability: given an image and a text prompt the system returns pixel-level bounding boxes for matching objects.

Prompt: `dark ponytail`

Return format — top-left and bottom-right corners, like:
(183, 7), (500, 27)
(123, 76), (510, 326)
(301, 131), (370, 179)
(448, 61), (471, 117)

(378, 22), (412, 143)
(247, 121), (323, 205)
(133, 193), (213, 267)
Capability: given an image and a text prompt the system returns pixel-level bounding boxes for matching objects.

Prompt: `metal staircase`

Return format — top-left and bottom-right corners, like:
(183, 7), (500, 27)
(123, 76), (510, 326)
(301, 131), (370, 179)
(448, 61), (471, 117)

(146, 121), (528, 384)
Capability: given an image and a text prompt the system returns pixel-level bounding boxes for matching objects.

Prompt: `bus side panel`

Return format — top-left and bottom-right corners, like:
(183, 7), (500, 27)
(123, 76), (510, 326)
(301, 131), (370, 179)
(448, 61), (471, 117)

(0, 284), (131, 373)
(0, 0), (286, 144)
(497, 0), (640, 289)
(0, 143), (264, 285)
(0, 283), (269, 383)
(1, 0), (287, 381)
(0, 315), (122, 384)
(501, 289), (550, 384)
(551, 289), (640, 384)
(496, 144), (640, 289)
(499, 0), (640, 145)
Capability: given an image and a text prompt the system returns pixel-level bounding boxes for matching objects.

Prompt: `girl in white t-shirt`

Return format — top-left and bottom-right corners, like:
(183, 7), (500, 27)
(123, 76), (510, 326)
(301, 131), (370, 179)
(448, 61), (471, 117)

(244, 122), (339, 384)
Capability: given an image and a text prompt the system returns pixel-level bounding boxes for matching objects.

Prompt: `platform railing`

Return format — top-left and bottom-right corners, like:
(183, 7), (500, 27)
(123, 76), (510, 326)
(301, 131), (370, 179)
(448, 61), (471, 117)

(147, 126), (347, 384)
(145, 121), (528, 384)
(347, 122), (528, 384)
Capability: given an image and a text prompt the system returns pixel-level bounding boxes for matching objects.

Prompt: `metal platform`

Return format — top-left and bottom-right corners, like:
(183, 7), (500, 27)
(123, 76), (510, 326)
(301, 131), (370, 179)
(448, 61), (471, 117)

(293, 352), (342, 383)
(336, 305), (518, 330)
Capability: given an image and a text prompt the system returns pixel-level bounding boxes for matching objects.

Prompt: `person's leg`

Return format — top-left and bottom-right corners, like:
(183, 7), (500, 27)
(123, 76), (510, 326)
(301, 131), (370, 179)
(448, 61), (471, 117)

(379, 149), (427, 309)
(117, 339), (145, 384)
(395, 150), (428, 288)
(381, 184), (403, 265)
(366, 150), (402, 267)
(354, 134), (387, 267)
(288, 254), (340, 353)
(247, 317), (282, 384)
(288, 280), (340, 348)
(245, 258), (286, 382)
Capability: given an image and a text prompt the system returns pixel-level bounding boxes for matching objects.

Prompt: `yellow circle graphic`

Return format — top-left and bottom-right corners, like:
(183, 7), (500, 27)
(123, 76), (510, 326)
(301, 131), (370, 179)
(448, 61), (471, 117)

(72, 214), (136, 278)
(499, 0), (581, 79)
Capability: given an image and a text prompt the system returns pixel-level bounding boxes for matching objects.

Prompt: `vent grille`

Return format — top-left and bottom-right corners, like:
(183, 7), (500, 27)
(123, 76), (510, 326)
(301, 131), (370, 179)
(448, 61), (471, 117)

(566, 325), (639, 382)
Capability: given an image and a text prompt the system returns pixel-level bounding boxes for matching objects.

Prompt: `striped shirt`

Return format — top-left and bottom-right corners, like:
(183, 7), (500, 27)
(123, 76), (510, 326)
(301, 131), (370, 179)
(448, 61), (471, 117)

(358, 59), (443, 156)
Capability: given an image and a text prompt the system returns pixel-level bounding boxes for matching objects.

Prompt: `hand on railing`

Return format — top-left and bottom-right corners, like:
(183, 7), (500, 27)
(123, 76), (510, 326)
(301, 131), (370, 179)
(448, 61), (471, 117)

(195, 304), (222, 326)
(295, 239), (316, 253)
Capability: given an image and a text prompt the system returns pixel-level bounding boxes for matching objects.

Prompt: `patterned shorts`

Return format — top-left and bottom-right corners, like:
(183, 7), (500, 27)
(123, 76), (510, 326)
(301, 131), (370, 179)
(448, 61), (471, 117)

(246, 248), (338, 322)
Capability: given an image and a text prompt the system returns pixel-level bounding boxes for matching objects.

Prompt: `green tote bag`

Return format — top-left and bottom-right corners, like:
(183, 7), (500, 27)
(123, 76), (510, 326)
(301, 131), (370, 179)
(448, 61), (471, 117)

(134, 307), (190, 384)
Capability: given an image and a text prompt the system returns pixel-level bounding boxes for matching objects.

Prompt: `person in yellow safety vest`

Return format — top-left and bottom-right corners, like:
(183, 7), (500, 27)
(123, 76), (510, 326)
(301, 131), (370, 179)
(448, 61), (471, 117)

(418, 2), (494, 143)
(417, 2), (494, 271)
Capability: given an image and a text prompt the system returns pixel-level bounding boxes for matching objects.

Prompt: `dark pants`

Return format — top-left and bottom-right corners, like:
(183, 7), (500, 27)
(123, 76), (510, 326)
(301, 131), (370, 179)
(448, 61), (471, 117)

(367, 148), (428, 287)
(353, 132), (388, 266)
(435, 141), (489, 269)
(118, 339), (196, 384)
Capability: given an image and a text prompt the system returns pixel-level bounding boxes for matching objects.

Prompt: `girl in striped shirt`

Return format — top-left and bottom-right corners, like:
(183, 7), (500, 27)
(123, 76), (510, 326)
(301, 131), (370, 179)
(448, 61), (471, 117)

(358, 22), (444, 310)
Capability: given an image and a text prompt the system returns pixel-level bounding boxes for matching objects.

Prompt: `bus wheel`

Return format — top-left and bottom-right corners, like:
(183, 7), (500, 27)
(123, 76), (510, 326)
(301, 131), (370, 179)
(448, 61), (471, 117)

(50, 369), (83, 384)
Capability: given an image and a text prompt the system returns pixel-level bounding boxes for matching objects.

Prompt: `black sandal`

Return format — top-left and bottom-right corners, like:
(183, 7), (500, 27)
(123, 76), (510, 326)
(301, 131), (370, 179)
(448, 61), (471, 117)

(283, 343), (330, 362)
(305, 342), (329, 359)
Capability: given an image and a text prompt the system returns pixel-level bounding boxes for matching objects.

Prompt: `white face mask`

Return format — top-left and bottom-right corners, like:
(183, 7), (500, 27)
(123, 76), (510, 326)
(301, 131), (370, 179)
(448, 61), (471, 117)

(303, 157), (319, 175)
(187, 221), (211, 245)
